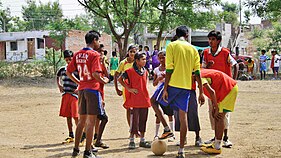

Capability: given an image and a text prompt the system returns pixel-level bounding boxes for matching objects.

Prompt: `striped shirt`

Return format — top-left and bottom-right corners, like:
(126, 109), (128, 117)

(57, 66), (79, 93)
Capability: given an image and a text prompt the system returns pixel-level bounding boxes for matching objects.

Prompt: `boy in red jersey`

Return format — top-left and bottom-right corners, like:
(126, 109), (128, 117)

(66, 30), (109, 158)
(203, 30), (238, 148)
(200, 68), (238, 154)
(118, 52), (151, 149)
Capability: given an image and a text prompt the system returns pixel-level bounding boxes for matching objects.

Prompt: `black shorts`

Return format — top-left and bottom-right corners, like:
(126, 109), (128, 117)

(97, 111), (108, 120)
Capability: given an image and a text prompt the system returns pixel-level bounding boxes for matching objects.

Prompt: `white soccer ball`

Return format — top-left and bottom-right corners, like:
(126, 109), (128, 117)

(151, 139), (167, 156)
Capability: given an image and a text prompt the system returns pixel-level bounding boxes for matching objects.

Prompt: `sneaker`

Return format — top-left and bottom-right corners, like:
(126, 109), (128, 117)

(95, 141), (109, 149)
(83, 151), (97, 158)
(204, 137), (215, 144)
(176, 152), (185, 158)
(201, 144), (221, 154)
(128, 142), (136, 149)
(195, 137), (203, 147)
(159, 130), (174, 139)
(91, 145), (98, 153)
(222, 139), (233, 148)
(62, 137), (74, 144)
(168, 136), (175, 142)
(153, 136), (159, 140)
(176, 138), (187, 146)
(139, 141), (151, 148)
(72, 148), (80, 157)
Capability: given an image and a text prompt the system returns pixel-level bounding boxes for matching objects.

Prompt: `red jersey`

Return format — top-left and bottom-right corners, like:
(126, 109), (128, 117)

(201, 69), (236, 103)
(203, 48), (232, 77)
(67, 48), (102, 91)
(124, 68), (151, 109)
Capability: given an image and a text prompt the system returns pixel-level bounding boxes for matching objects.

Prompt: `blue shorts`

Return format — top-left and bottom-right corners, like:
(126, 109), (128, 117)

(273, 67), (279, 73)
(157, 85), (191, 112)
(260, 63), (267, 71)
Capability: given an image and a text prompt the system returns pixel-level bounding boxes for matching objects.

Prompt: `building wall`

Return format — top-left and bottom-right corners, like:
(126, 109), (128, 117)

(6, 40), (27, 61)
(65, 30), (112, 57)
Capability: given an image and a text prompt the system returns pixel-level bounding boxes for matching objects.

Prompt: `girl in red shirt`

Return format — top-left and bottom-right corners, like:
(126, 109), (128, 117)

(118, 52), (151, 149)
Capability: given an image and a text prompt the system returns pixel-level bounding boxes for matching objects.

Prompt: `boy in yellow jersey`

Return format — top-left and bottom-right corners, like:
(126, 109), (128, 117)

(162, 26), (205, 158)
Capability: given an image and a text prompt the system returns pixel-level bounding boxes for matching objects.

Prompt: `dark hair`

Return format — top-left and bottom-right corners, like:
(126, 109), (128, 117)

(248, 58), (252, 62)
(144, 46), (149, 51)
(261, 49), (266, 53)
(158, 51), (166, 56)
(176, 25), (188, 37)
(100, 44), (104, 48)
(207, 30), (222, 41)
(127, 45), (137, 52)
(112, 51), (117, 57)
(104, 50), (108, 56)
(134, 52), (146, 60)
(171, 35), (178, 42)
(85, 30), (101, 44)
(139, 45), (143, 48)
(63, 50), (73, 58)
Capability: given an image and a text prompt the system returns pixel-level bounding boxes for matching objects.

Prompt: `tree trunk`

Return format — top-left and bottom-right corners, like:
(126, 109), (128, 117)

(156, 28), (163, 50)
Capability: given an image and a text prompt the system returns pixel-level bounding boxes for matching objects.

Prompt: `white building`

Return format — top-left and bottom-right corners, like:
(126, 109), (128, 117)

(0, 31), (49, 61)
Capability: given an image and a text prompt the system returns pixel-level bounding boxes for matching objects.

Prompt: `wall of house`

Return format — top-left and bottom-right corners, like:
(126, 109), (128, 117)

(6, 40), (27, 61)
(65, 30), (112, 57)
(0, 42), (5, 60)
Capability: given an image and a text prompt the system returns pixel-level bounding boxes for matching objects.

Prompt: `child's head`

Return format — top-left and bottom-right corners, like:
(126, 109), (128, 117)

(154, 45), (158, 50)
(248, 58), (252, 63)
(112, 51), (117, 57)
(85, 30), (101, 50)
(207, 30), (222, 48)
(139, 45), (143, 51)
(63, 50), (73, 64)
(144, 46), (149, 51)
(271, 49), (277, 55)
(134, 52), (146, 68)
(261, 49), (266, 55)
(176, 25), (189, 38)
(157, 51), (166, 65)
(127, 45), (137, 60)
(104, 50), (108, 56)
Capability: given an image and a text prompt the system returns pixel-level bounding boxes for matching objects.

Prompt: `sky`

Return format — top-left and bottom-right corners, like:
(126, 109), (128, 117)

(2, 0), (261, 24)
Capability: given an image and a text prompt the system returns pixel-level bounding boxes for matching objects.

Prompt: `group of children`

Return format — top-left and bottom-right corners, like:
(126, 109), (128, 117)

(56, 28), (239, 158)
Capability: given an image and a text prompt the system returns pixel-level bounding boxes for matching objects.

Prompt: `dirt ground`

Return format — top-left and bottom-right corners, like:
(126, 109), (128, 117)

(0, 77), (281, 158)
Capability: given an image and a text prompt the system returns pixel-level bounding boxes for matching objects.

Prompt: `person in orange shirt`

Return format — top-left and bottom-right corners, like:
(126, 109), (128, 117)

(246, 58), (255, 76)
(200, 69), (238, 154)
(118, 52), (151, 149)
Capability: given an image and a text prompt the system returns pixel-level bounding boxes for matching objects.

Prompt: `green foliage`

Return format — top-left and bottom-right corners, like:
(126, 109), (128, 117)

(268, 22), (281, 51)
(218, 2), (239, 26)
(244, 10), (251, 24)
(0, 2), (13, 32)
(22, 0), (63, 30)
(245, 0), (281, 20)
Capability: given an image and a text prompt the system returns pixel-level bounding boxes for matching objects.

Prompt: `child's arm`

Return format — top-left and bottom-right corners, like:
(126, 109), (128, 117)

(203, 83), (222, 120)
(194, 73), (205, 106)
(92, 72), (109, 85)
(152, 73), (159, 86)
(66, 71), (80, 85)
(114, 72), (123, 96)
(117, 73), (138, 95)
(56, 76), (63, 93)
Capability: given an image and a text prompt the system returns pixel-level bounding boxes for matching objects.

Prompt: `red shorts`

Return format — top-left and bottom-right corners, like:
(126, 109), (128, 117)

(59, 93), (79, 118)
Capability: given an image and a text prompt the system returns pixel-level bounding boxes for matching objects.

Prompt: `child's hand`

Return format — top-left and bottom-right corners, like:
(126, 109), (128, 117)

(116, 89), (123, 96)
(103, 77), (109, 84)
(198, 94), (205, 106)
(128, 88), (138, 94)
(162, 90), (168, 103)
(74, 89), (78, 94)
(58, 85), (63, 93)
(206, 60), (214, 68)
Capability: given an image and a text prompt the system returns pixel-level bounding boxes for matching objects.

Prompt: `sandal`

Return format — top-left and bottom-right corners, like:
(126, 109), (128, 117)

(95, 141), (109, 149)
(139, 141), (151, 148)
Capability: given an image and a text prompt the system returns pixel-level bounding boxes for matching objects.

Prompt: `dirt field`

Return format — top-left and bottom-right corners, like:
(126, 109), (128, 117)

(0, 77), (281, 158)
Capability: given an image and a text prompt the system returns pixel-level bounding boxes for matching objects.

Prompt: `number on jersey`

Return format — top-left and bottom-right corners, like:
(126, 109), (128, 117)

(77, 64), (92, 81)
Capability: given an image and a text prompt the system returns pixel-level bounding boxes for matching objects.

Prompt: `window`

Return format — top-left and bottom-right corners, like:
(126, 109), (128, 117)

(37, 38), (44, 49)
(10, 42), (17, 51)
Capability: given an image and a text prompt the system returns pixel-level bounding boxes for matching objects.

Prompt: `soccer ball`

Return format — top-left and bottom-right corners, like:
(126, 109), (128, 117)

(151, 139), (167, 156)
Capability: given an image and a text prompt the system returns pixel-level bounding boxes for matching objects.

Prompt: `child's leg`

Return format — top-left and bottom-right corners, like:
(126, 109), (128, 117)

(214, 112), (226, 149)
(168, 116), (174, 132)
(95, 113), (108, 145)
(139, 108), (151, 148)
(73, 117), (78, 126)
(178, 109), (188, 150)
(151, 98), (169, 128)
(67, 117), (73, 135)
(94, 119), (100, 140)
(126, 108), (132, 127)
(85, 115), (97, 151)
(155, 116), (160, 138)
(74, 115), (87, 150)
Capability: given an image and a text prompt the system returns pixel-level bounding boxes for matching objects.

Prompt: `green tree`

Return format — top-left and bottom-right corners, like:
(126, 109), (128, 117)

(149, 0), (220, 49)
(22, 0), (63, 30)
(0, 2), (13, 32)
(268, 23), (281, 51)
(218, 2), (239, 26)
(245, 0), (281, 20)
(78, 0), (146, 60)
(244, 10), (251, 24)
